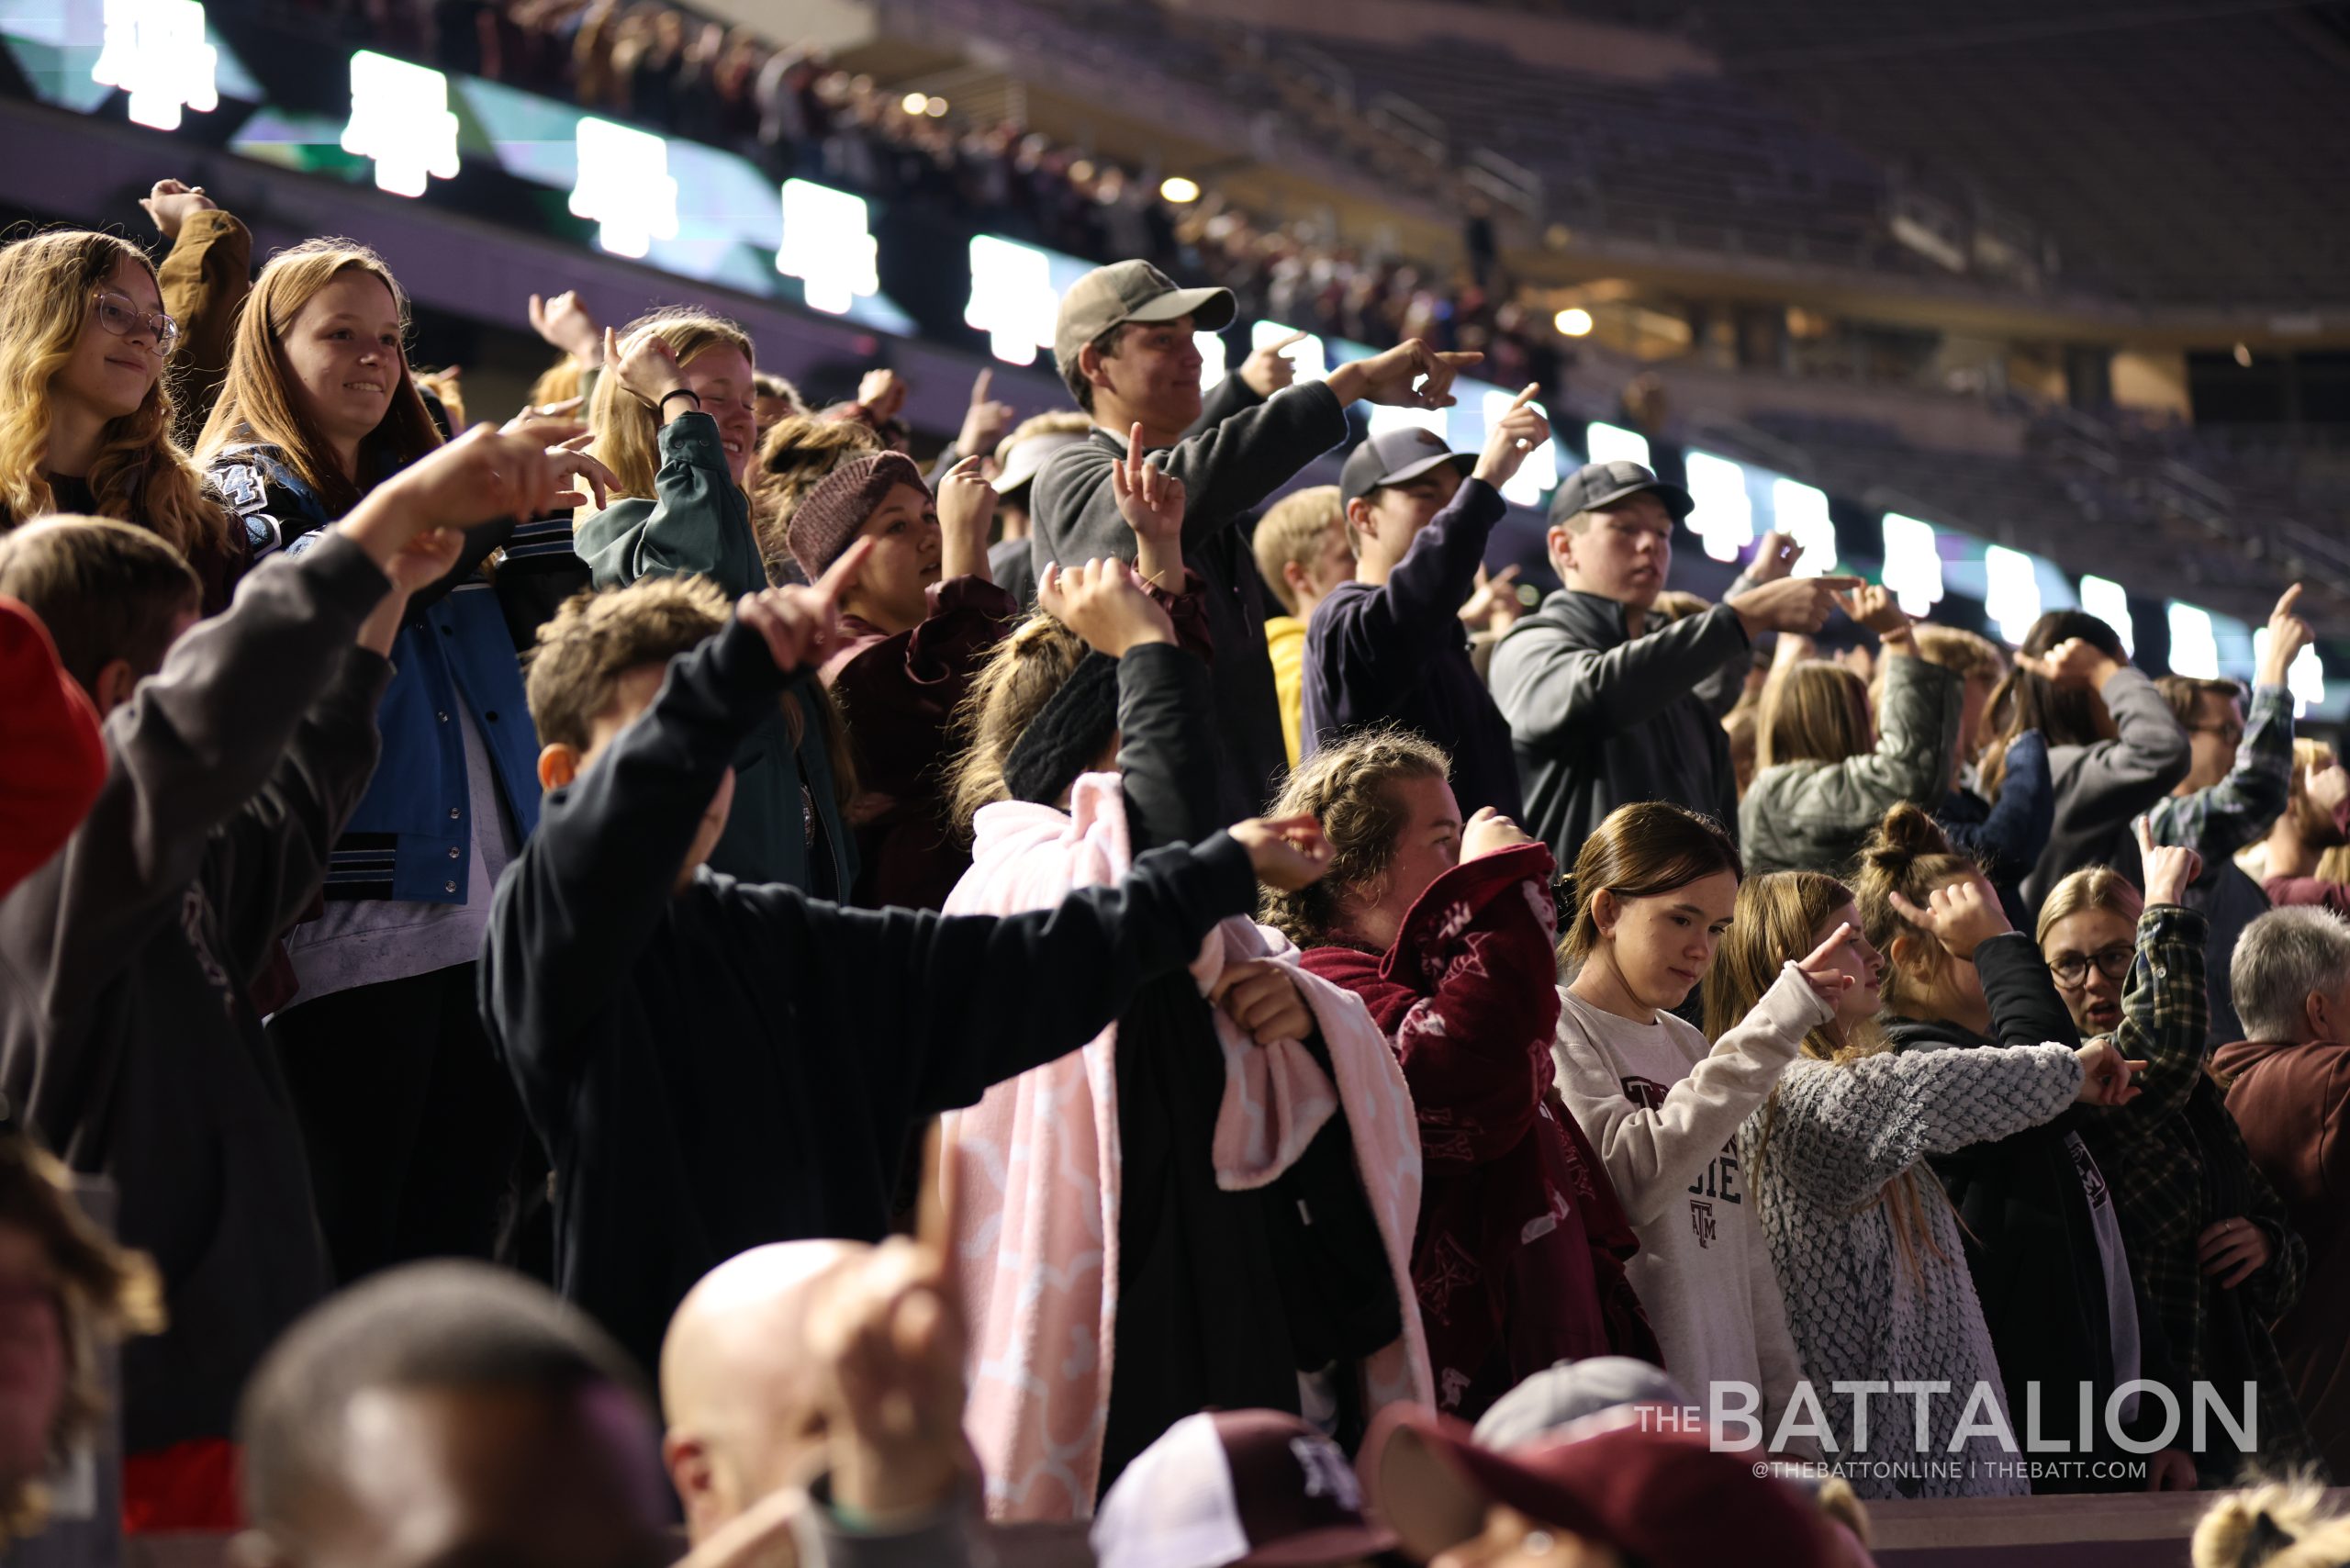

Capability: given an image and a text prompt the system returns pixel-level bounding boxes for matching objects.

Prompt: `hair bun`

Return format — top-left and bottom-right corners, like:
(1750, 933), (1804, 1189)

(1863, 801), (1954, 868)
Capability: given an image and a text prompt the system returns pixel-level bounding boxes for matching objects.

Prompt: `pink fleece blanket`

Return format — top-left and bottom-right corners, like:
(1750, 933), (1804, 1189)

(941, 772), (1432, 1519)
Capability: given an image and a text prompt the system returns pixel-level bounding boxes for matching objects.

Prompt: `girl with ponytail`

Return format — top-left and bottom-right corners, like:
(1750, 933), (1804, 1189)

(1550, 801), (1859, 1454)
(1856, 802), (2198, 1491)
(1708, 850), (2145, 1497)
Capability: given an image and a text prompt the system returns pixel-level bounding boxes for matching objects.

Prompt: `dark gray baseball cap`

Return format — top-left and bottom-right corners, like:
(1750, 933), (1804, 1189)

(1053, 261), (1236, 379)
(1547, 459), (1694, 526)
(1340, 426), (1475, 508)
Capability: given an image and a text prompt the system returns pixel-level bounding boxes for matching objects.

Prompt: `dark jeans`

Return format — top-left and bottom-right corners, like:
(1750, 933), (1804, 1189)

(268, 961), (532, 1284)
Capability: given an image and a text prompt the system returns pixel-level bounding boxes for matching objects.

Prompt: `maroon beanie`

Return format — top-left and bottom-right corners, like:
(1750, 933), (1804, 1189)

(784, 450), (928, 582)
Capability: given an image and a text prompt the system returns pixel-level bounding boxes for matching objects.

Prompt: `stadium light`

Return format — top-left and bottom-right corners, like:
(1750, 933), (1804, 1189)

(1983, 545), (2042, 645)
(2252, 628), (2327, 716)
(1194, 330), (1226, 391)
(568, 118), (678, 260)
(924, 95), (948, 118)
(777, 179), (878, 316)
(1770, 476), (1836, 577)
(92, 0), (217, 131)
(2166, 601), (2221, 678)
(341, 50), (460, 197)
(1583, 420), (1649, 470)
(1482, 387), (1558, 508)
(1159, 175), (1201, 204)
(964, 234), (1057, 364)
(2078, 574), (2135, 659)
(900, 91), (925, 115)
(1879, 514), (1944, 617)
(1553, 307), (1594, 337)
(1684, 452), (1753, 564)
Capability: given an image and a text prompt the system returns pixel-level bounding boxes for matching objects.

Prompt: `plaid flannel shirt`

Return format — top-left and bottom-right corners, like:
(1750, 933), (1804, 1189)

(2142, 684), (2294, 864)
(2074, 904), (2319, 1473)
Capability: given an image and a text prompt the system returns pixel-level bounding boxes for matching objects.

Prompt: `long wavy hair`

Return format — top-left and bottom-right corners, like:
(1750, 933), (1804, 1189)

(0, 230), (229, 560)
(588, 307), (754, 502)
(1707, 868), (1953, 1282)
(195, 239), (443, 515)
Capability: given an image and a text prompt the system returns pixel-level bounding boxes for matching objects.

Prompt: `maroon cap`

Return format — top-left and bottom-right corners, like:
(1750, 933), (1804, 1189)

(1092, 1410), (1400, 1568)
(784, 450), (927, 581)
(1359, 1405), (1830, 1568)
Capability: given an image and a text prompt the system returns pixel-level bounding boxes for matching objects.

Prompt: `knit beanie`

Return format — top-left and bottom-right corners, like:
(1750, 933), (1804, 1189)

(785, 450), (927, 582)
(1002, 650), (1122, 806)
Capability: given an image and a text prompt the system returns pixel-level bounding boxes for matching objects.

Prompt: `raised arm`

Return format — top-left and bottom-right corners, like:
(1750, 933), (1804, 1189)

(482, 610), (808, 1061)
(2089, 845), (2210, 1136)
(1753, 651), (1962, 834)
(1941, 729), (2053, 887)
(575, 409), (757, 593)
(1031, 382), (1349, 562)
(1760, 1039), (2085, 1213)
(1490, 606), (1751, 748)
(1113, 643), (1221, 852)
(1554, 963), (1831, 1226)
(2054, 657), (2193, 826)
(149, 181), (252, 444)
(2142, 684), (2294, 861)
(1382, 838), (1562, 1168)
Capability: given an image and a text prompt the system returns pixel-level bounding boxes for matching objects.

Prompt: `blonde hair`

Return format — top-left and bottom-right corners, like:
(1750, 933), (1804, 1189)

(2034, 865), (2144, 946)
(1760, 659), (1874, 769)
(992, 409), (1090, 466)
(750, 413), (882, 583)
(2193, 1479), (2350, 1568)
(1709, 868), (1951, 1281)
(1908, 624), (2007, 686)
(588, 307), (754, 502)
(526, 356), (580, 413)
(0, 230), (229, 562)
(1851, 802), (1986, 1020)
(1259, 729), (1452, 949)
(195, 239), (443, 516)
(944, 610), (1091, 835)
(1253, 485), (1345, 615)
(1648, 589), (1711, 625)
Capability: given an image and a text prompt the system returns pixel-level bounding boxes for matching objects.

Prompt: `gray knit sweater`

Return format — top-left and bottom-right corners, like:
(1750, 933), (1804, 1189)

(1744, 1039), (2083, 1499)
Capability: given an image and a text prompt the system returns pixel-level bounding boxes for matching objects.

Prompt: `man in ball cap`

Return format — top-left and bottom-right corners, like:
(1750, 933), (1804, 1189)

(1487, 460), (1852, 862)
(1031, 258), (1482, 824)
(1299, 387), (1550, 818)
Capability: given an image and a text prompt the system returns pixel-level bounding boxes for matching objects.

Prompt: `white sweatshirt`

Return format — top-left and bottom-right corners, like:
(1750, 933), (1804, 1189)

(1551, 962), (1830, 1452)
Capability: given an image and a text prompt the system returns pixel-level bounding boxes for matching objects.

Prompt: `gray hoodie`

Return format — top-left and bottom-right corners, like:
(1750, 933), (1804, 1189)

(2020, 665), (2192, 912)
(1489, 586), (1753, 865)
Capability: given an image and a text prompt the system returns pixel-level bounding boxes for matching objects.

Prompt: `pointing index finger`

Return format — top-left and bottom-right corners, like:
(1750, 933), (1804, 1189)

(1271, 329), (1309, 352)
(811, 537), (876, 605)
(2275, 582), (2304, 620)
(1802, 922), (1854, 966)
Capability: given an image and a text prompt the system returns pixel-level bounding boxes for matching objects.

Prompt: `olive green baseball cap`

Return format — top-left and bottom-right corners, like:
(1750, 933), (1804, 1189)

(1053, 261), (1236, 379)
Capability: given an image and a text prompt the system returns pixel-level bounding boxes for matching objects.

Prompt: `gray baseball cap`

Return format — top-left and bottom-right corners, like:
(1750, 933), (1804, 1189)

(992, 428), (1092, 498)
(1472, 1357), (1695, 1451)
(1547, 459), (1694, 526)
(1053, 261), (1236, 379)
(1339, 426), (1476, 508)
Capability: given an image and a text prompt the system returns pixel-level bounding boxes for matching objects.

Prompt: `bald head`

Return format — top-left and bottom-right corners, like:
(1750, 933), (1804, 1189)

(661, 1241), (868, 1545)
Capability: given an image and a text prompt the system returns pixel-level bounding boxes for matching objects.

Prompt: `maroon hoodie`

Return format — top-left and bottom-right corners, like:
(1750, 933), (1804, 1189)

(2213, 1035), (2350, 1479)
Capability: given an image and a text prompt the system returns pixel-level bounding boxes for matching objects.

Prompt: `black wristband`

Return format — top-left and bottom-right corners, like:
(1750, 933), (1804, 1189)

(659, 388), (703, 416)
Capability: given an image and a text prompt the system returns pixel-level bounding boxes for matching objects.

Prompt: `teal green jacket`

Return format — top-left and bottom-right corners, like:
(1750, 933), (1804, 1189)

(576, 410), (856, 897)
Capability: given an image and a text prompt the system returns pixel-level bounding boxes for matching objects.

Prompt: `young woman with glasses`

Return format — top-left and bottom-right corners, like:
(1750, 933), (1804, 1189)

(2038, 823), (2319, 1484)
(0, 230), (245, 610)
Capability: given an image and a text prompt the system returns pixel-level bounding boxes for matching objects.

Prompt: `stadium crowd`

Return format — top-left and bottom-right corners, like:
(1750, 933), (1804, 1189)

(0, 173), (2348, 1568)
(276, 0), (1571, 392)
